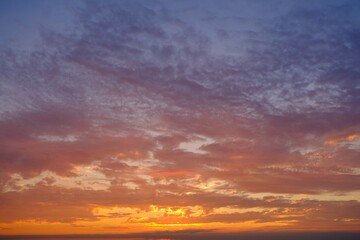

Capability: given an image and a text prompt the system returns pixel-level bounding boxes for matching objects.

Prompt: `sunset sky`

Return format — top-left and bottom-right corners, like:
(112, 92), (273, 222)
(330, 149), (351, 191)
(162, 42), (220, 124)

(0, 0), (360, 237)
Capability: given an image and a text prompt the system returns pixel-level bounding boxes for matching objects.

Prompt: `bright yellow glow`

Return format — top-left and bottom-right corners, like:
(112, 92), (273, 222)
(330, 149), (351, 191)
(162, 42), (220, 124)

(2, 206), (359, 235)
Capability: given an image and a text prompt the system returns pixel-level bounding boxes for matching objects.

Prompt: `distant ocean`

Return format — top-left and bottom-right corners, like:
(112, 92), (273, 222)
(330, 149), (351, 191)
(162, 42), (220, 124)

(1, 232), (360, 240)
(0, 238), (146, 240)
(0, 238), (149, 240)
(0, 238), (150, 240)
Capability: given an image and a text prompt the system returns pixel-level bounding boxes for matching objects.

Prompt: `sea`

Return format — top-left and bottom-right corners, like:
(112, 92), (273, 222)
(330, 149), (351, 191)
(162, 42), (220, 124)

(1, 232), (360, 240)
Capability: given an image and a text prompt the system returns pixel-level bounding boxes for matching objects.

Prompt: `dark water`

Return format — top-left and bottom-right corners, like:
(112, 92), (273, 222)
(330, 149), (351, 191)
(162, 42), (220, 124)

(0, 238), (150, 240)
(0, 238), (146, 240)
(1, 233), (360, 240)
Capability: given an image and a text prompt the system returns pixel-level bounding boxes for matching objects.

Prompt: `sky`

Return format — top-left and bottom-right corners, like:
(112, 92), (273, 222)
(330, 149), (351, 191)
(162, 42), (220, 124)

(0, 0), (360, 237)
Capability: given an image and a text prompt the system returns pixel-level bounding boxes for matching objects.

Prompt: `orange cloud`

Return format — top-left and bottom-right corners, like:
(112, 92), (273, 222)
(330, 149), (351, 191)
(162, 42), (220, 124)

(148, 170), (192, 177)
(325, 134), (360, 145)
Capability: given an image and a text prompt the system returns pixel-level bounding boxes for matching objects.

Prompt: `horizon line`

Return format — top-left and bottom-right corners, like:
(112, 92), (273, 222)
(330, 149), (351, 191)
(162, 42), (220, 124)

(1, 231), (360, 240)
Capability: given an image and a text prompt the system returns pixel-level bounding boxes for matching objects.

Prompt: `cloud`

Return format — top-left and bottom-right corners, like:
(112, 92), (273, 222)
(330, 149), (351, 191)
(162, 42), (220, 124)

(0, 0), (359, 233)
